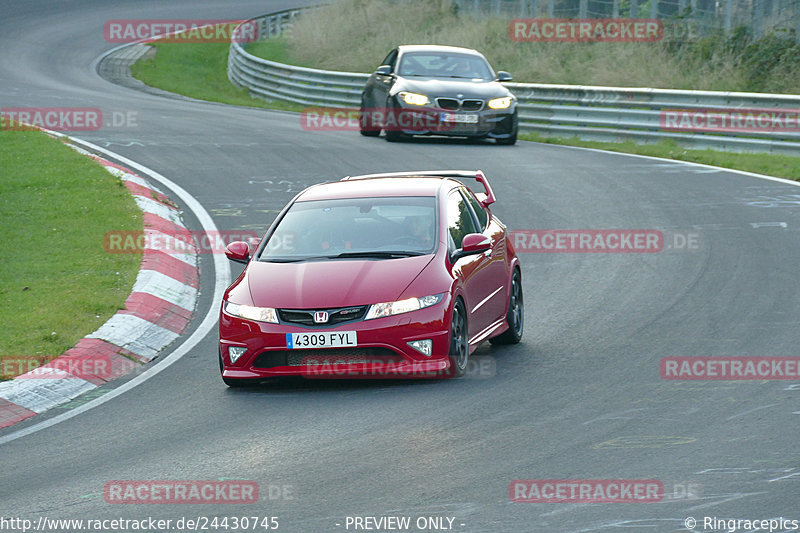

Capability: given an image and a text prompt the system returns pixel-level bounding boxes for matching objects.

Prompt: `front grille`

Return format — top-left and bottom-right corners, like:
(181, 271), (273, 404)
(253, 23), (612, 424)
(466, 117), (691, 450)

(461, 99), (484, 111)
(435, 98), (484, 111)
(253, 348), (403, 368)
(436, 98), (460, 111)
(278, 306), (368, 326)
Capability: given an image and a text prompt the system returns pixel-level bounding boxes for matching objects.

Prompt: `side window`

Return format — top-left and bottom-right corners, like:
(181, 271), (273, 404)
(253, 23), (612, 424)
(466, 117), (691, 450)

(381, 50), (398, 71)
(447, 191), (478, 250)
(463, 189), (488, 231)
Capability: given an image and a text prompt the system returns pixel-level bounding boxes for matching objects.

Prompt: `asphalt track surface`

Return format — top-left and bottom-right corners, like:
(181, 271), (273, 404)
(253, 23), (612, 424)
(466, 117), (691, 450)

(2, 1), (800, 532)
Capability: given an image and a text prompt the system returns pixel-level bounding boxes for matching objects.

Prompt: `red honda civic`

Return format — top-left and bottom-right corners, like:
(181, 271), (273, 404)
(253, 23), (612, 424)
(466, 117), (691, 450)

(218, 170), (523, 387)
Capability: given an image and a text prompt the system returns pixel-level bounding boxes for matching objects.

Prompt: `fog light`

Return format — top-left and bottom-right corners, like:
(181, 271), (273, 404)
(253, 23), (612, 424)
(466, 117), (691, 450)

(407, 339), (433, 357)
(228, 346), (247, 364)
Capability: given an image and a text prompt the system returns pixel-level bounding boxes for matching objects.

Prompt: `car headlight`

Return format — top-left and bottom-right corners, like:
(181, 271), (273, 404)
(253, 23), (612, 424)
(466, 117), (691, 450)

(224, 302), (278, 323)
(488, 96), (513, 110)
(399, 92), (430, 106)
(365, 294), (444, 320)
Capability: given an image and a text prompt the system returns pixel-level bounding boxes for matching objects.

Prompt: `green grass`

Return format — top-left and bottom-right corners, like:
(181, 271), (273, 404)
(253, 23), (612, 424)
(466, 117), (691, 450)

(519, 133), (800, 181)
(0, 129), (142, 378)
(277, 0), (800, 94)
(130, 37), (305, 112)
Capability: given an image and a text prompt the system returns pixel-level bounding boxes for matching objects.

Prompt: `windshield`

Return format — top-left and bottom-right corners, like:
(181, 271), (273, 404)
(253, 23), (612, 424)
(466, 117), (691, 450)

(397, 52), (494, 80)
(259, 196), (437, 261)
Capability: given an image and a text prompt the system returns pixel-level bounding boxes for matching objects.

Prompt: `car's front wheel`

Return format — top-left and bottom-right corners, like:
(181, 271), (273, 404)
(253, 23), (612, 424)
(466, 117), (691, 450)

(448, 299), (469, 377)
(495, 110), (518, 145)
(384, 100), (410, 142)
(359, 98), (380, 137)
(490, 268), (524, 345)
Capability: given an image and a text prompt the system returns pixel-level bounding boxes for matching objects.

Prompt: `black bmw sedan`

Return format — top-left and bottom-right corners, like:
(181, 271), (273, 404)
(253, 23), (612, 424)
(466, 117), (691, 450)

(359, 45), (518, 145)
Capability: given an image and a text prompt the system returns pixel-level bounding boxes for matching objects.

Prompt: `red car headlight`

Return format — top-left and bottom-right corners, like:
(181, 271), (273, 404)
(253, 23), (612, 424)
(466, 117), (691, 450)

(364, 293), (444, 320)
(224, 302), (278, 324)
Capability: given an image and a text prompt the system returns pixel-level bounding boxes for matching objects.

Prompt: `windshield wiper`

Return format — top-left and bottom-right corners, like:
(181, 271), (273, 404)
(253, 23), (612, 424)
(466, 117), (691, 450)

(261, 256), (331, 263)
(262, 251), (425, 262)
(332, 251), (425, 259)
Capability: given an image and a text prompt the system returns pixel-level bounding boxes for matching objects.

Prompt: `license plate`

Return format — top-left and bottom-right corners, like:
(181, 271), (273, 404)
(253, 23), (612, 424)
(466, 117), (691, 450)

(441, 113), (479, 123)
(286, 331), (357, 349)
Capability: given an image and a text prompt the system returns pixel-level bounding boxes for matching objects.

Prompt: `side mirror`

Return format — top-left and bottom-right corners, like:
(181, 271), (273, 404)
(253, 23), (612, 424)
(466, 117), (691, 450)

(375, 65), (393, 76)
(454, 233), (491, 261)
(497, 71), (513, 82)
(225, 241), (251, 264)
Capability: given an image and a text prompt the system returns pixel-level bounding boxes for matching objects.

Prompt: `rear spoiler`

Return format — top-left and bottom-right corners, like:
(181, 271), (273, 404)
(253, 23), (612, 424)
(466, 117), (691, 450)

(341, 169), (496, 207)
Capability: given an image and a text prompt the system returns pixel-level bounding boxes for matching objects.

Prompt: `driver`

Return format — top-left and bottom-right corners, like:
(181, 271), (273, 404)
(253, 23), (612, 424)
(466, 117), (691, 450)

(403, 214), (434, 248)
(451, 58), (476, 77)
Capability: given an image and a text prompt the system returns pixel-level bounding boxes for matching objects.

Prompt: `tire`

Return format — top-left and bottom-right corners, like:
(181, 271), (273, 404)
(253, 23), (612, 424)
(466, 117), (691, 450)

(384, 100), (409, 142)
(385, 129), (409, 142)
(359, 99), (380, 137)
(219, 349), (258, 388)
(495, 111), (518, 145)
(495, 130), (517, 145)
(490, 268), (524, 345)
(448, 299), (469, 377)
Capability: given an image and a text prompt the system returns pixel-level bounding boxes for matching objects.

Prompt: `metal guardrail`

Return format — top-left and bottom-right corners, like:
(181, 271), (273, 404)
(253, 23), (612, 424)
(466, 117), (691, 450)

(228, 7), (800, 154)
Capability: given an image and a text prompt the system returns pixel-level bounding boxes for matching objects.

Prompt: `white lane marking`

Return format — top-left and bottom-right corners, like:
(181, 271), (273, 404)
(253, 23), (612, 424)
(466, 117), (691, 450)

(536, 142), (800, 189)
(749, 222), (788, 228)
(130, 269), (198, 311)
(0, 369), (96, 413)
(768, 471), (800, 482)
(87, 314), (179, 360)
(0, 136), (230, 446)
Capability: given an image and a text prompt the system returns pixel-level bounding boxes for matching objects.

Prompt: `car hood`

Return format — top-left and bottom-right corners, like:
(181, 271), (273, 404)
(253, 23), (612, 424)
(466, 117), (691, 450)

(244, 256), (436, 309)
(393, 77), (512, 99)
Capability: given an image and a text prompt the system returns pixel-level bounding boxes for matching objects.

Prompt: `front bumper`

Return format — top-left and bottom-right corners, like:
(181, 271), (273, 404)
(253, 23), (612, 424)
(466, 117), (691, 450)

(387, 104), (517, 138)
(219, 303), (454, 380)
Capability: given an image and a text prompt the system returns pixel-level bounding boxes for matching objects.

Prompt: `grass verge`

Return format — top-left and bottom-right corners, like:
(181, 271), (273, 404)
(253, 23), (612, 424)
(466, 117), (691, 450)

(0, 128), (142, 379)
(130, 37), (305, 112)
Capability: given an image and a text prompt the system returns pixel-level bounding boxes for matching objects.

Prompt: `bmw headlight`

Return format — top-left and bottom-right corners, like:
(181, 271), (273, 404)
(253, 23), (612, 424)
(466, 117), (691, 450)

(224, 302), (278, 323)
(488, 96), (513, 110)
(365, 294), (444, 320)
(399, 92), (430, 106)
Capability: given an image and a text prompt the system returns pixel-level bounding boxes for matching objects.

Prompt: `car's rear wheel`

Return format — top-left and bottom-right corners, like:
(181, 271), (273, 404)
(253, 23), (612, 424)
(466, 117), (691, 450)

(448, 299), (469, 377)
(219, 349), (258, 388)
(359, 98), (380, 137)
(490, 268), (524, 345)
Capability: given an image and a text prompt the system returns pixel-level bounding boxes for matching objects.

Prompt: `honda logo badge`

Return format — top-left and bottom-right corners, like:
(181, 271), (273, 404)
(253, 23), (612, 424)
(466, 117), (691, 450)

(314, 311), (329, 324)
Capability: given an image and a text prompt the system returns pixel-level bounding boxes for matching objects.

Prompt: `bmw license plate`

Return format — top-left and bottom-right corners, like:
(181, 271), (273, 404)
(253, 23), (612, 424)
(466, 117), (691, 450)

(286, 331), (357, 349)
(441, 113), (479, 123)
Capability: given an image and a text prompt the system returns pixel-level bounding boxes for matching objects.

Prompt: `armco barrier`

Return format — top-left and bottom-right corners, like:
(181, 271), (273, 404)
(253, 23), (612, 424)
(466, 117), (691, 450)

(227, 7), (800, 154)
